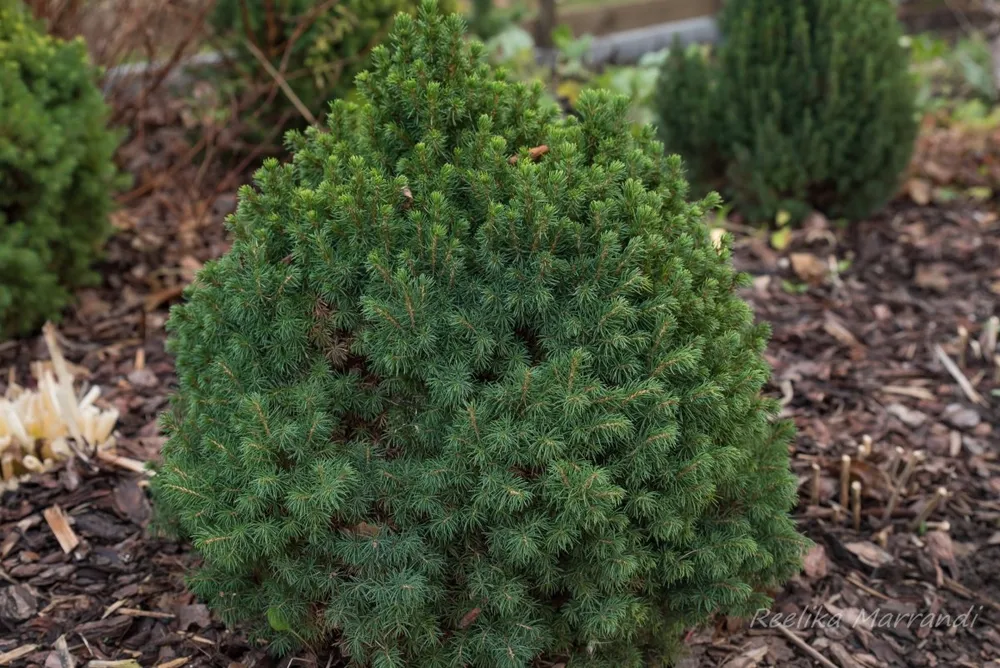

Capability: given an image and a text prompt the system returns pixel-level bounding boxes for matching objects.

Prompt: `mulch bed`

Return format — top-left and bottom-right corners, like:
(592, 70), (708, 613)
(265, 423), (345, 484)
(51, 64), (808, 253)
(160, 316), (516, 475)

(1, 105), (999, 668)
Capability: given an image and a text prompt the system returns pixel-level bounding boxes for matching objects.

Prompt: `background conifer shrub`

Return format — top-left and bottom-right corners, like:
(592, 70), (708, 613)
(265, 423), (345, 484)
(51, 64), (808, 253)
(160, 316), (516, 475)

(0, 0), (123, 339)
(655, 0), (919, 223)
(210, 0), (453, 123)
(153, 2), (808, 664)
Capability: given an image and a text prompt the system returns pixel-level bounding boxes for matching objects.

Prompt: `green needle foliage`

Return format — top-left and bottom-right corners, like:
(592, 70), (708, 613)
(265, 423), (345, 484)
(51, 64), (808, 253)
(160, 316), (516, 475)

(153, 2), (808, 665)
(655, 0), (918, 223)
(0, 0), (123, 339)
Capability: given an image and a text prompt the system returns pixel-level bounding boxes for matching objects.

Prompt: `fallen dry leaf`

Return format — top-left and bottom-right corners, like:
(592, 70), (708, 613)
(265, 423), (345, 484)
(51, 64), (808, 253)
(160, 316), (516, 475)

(925, 530), (956, 564)
(802, 544), (830, 579)
(886, 402), (928, 428)
(849, 459), (894, 500)
(176, 603), (210, 630)
(825, 602), (874, 631)
(721, 643), (769, 668)
(0, 584), (38, 622)
(0, 645), (38, 666)
(790, 253), (828, 285)
(845, 541), (894, 568)
(824, 312), (863, 350)
(907, 178), (932, 205)
(828, 641), (866, 668)
(922, 159), (954, 183)
(914, 263), (951, 292)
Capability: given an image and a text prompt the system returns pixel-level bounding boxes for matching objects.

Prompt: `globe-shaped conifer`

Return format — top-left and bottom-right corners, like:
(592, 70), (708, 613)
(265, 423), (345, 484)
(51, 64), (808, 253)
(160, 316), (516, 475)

(153, 2), (807, 665)
(0, 0), (123, 338)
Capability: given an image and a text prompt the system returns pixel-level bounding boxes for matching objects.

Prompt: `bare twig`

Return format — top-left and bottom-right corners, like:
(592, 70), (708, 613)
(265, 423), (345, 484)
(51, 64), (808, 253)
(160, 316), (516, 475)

(886, 445), (905, 480)
(43, 505), (80, 553)
(243, 38), (317, 125)
(112, 1), (213, 125)
(943, 576), (1000, 612)
(810, 463), (821, 507)
(934, 344), (987, 406)
(957, 326), (969, 368)
(982, 316), (998, 363)
(883, 450), (922, 522)
(773, 626), (838, 668)
(858, 434), (872, 461)
(911, 487), (949, 530)
(851, 481), (862, 531)
(840, 454), (851, 513)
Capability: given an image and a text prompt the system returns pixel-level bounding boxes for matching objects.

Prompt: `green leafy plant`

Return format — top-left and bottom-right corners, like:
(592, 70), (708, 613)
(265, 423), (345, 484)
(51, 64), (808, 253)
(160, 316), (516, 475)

(484, 22), (663, 125)
(908, 32), (999, 112)
(467, 0), (526, 40)
(655, 0), (919, 223)
(152, 2), (808, 665)
(0, 0), (124, 339)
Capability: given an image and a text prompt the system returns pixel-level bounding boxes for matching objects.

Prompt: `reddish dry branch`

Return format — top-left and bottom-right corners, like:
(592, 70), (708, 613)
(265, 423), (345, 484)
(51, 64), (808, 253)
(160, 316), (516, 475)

(457, 607), (482, 629)
(508, 145), (549, 165)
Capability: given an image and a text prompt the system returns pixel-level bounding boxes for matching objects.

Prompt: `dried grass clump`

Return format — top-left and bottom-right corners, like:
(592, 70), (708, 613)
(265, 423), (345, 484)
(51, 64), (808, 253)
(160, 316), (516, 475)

(1, 324), (119, 490)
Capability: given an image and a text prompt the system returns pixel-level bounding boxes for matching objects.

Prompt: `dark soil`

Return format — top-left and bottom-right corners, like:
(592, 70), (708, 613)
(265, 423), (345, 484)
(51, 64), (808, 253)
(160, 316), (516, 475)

(1, 107), (999, 668)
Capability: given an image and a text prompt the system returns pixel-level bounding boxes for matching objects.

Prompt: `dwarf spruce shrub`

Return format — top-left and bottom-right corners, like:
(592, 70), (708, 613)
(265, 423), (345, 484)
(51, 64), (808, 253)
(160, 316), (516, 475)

(0, 0), (122, 338)
(153, 2), (807, 665)
(655, 0), (918, 223)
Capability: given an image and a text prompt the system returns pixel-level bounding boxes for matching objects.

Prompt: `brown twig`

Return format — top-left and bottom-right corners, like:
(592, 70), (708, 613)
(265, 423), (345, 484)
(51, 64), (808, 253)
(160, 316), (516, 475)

(957, 326), (969, 368)
(242, 38), (317, 125)
(840, 454), (851, 513)
(773, 626), (838, 668)
(935, 344), (987, 406)
(910, 487), (948, 530)
(858, 434), (872, 461)
(116, 135), (210, 206)
(883, 450), (922, 522)
(810, 463), (821, 506)
(112, 1), (214, 125)
(982, 315), (998, 364)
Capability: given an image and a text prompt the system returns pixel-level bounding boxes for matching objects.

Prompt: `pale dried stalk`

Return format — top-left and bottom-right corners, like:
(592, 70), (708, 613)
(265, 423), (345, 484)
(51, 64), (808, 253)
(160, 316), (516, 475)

(840, 454), (851, 513)
(911, 487), (949, 530)
(1, 323), (120, 490)
(883, 450), (922, 522)
(935, 344), (987, 406)
(810, 463), (821, 507)
(851, 481), (862, 532)
(957, 326), (969, 368)
(858, 434), (873, 461)
(982, 316), (999, 364)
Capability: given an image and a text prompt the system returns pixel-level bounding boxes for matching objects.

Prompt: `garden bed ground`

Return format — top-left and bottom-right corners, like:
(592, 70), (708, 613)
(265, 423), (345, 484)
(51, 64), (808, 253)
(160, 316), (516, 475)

(1, 100), (1000, 668)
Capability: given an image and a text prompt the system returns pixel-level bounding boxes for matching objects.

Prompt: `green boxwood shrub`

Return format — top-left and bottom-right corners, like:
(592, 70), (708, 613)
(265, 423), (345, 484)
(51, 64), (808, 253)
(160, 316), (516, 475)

(0, 0), (123, 339)
(655, 0), (918, 223)
(152, 2), (807, 665)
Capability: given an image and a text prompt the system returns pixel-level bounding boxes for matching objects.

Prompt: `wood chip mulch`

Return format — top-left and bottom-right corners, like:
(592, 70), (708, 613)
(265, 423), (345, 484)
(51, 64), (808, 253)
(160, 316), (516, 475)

(1, 107), (999, 668)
